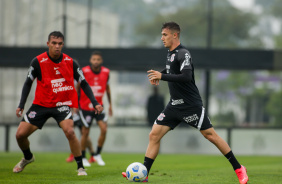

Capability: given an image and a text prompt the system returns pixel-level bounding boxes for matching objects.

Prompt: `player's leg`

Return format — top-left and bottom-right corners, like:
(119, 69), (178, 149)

(93, 120), (107, 166)
(201, 127), (231, 155)
(87, 136), (96, 163)
(13, 121), (37, 173)
(144, 123), (170, 172)
(78, 109), (94, 167)
(200, 127), (248, 184)
(66, 111), (81, 162)
(80, 126), (91, 166)
(15, 121), (38, 154)
(96, 120), (107, 153)
(59, 118), (86, 175)
(122, 123), (170, 181)
(145, 124), (170, 159)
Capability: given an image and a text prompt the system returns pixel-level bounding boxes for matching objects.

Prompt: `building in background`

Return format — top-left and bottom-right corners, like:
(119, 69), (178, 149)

(0, 0), (119, 47)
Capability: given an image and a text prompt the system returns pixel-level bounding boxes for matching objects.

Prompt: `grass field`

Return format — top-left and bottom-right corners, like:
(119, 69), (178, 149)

(0, 152), (282, 184)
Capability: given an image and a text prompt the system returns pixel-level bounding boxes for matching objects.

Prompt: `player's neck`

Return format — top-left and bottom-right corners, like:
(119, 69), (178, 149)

(47, 51), (62, 62)
(169, 42), (180, 51)
(91, 65), (101, 73)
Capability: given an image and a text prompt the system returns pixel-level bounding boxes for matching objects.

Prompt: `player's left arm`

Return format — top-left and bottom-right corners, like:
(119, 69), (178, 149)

(73, 61), (103, 114)
(106, 74), (113, 116)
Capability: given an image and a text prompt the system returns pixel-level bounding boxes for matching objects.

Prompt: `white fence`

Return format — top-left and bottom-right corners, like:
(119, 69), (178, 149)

(1, 125), (282, 155)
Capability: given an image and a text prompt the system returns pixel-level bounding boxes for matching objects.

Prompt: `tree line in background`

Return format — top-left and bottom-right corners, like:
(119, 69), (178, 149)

(56, 0), (282, 126)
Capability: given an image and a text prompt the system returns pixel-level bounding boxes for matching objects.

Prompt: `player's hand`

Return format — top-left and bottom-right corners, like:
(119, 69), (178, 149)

(147, 70), (161, 85)
(150, 79), (159, 86)
(108, 105), (113, 116)
(94, 105), (103, 114)
(16, 108), (24, 117)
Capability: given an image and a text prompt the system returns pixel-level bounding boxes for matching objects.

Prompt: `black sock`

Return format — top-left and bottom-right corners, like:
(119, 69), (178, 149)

(22, 148), (33, 160)
(74, 155), (84, 169)
(225, 151), (241, 170)
(144, 156), (154, 174)
(82, 150), (86, 158)
(91, 152), (95, 156)
(95, 146), (102, 155)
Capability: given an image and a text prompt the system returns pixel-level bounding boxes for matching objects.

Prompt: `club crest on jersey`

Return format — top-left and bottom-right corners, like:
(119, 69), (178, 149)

(170, 54), (175, 62)
(157, 113), (165, 121)
(54, 67), (61, 75)
(28, 111), (37, 118)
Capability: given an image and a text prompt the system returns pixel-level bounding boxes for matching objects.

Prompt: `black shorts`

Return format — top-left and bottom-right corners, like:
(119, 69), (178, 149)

(73, 113), (83, 129)
(79, 109), (107, 128)
(22, 104), (72, 129)
(155, 105), (212, 130)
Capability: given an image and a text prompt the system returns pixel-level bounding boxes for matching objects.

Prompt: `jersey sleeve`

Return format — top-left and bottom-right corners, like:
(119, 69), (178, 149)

(161, 69), (192, 82)
(178, 49), (192, 71)
(18, 58), (40, 109)
(28, 57), (41, 81)
(73, 60), (84, 82)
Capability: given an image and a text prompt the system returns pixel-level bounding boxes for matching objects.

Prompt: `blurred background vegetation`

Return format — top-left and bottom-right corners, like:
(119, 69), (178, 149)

(1, 0), (282, 127)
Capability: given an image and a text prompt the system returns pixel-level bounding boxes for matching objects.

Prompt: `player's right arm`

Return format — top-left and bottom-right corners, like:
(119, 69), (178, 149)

(16, 58), (41, 117)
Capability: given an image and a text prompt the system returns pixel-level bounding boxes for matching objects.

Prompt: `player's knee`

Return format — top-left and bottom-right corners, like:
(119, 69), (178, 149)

(15, 131), (26, 141)
(149, 131), (161, 142)
(64, 128), (75, 139)
(101, 127), (107, 135)
(203, 133), (216, 143)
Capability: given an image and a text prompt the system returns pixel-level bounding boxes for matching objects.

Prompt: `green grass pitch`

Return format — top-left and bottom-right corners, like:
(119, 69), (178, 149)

(0, 152), (281, 184)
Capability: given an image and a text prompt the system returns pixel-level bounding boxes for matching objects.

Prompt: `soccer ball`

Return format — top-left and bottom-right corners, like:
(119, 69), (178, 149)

(126, 162), (148, 182)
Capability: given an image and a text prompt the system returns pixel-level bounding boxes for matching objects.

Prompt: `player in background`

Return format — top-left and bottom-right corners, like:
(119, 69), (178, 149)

(14, 31), (103, 176)
(65, 109), (96, 163)
(66, 77), (96, 163)
(122, 22), (249, 184)
(78, 51), (113, 166)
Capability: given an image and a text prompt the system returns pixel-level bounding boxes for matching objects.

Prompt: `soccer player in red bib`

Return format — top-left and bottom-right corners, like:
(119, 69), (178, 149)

(14, 31), (103, 176)
(77, 51), (113, 166)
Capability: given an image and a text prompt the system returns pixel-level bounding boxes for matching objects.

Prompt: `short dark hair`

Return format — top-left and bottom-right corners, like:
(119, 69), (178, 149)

(91, 51), (103, 57)
(48, 31), (64, 41)
(162, 22), (181, 37)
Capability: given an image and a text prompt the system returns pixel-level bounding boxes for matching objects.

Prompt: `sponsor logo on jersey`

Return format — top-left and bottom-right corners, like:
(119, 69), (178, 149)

(170, 54), (175, 62)
(28, 111), (37, 118)
(40, 58), (48, 63)
(183, 114), (199, 124)
(64, 57), (71, 61)
(51, 78), (74, 93)
(57, 106), (70, 112)
(171, 99), (184, 105)
(56, 101), (72, 107)
(166, 65), (170, 74)
(180, 53), (191, 71)
(157, 113), (166, 121)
